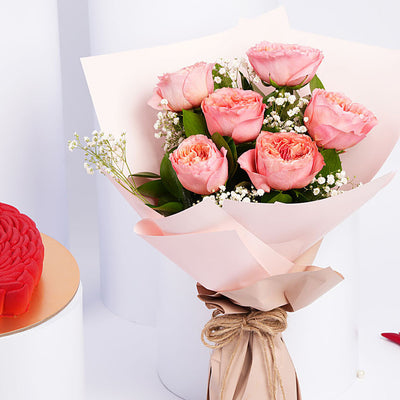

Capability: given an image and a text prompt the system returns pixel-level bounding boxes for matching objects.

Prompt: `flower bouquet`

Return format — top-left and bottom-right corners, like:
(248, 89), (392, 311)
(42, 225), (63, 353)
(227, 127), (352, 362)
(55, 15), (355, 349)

(76, 11), (398, 400)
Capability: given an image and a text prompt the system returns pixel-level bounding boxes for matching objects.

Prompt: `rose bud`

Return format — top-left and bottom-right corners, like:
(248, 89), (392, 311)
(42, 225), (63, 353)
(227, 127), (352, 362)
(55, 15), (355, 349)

(148, 62), (214, 112)
(238, 131), (325, 192)
(201, 88), (266, 143)
(246, 42), (323, 87)
(169, 135), (228, 195)
(304, 89), (378, 150)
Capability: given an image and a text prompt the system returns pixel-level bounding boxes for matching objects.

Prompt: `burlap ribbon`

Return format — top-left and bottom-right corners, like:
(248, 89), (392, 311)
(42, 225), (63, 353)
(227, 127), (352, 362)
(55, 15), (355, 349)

(202, 308), (288, 400)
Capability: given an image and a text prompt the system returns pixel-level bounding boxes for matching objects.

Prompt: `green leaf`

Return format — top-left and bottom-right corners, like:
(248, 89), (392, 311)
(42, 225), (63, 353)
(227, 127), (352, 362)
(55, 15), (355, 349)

(223, 136), (237, 162)
(228, 168), (252, 190)
(291, 189), (314, 202)
(289, 75), (310, 90)
(157, 193), (178, 206)
(236, 141), (256, 156)
(319, 148), (342, 176)
(309, 74), (325, 92)
(273, 193), (293, 203)
(266, 76), (281, 89)
(240, 72), (252, 91)
(137, 180), (167, 198)
(260, 191), (293, 204)
(211, 132), (236, 177)
(130, 171), (160, 178)
(149, 201), (184, 215)
(182, 109), (208, 137)
(160, 153), (191, 208)
(235, 181), (252, 190)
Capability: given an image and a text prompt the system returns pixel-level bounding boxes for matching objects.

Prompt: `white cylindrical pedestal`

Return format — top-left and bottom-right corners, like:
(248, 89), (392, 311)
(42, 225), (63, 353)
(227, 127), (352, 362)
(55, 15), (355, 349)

(284, 216), (359, 399)
(157, 216), (359, 400)
(0, 284), (84, 400)
(96, 176), (160, 325)
(157, 255), (210, 400)
(0, 2), (69, 246)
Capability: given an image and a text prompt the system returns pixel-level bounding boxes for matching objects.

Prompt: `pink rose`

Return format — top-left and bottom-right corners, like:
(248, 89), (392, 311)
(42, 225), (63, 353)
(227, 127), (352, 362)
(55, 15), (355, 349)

(238, 131), (325, 192)
(246, 42), (324, 87)
(201, 88), (266, 143)
(304, 89), (378, 150)
(148, 62), (214, 112)
(169, 135), (228, 195)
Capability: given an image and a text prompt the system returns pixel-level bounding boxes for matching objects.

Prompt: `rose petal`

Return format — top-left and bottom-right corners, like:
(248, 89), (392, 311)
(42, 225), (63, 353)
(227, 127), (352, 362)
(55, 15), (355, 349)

(183, 62), (214, 108)
(238, 150), (271, 192)
(231, 116), (264, 143)
(206, 148), (228, 193)
(147, 87), (168, 110)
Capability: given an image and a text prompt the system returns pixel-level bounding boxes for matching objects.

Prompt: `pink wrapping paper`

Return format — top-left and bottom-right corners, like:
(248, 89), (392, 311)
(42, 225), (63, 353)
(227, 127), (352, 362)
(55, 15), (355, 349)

(80, 7), (399, 399)
(134, 173), (393, 292)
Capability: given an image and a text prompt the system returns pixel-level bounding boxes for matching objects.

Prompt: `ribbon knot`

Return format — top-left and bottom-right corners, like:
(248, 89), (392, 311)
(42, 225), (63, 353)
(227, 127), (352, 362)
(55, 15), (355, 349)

(202, 308), (288, 400)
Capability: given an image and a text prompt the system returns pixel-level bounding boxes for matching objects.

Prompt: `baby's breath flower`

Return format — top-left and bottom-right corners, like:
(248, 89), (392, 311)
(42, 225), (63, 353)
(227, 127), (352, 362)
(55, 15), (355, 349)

(307, 168), (348, 200)
(203, 185), (264, 207)
(294, 125), (307, 133)
(153, 110), (185, 152)
(275, 97), (286, 106)
(214, 76), (222, 84)
(83, 162), (94, 175)
(327, 175), (335, 185)
(256, 189), (265, 196)
(68, 131), (147, 204)
(68, 140), (77, 151)
(287, 107), (301, 118)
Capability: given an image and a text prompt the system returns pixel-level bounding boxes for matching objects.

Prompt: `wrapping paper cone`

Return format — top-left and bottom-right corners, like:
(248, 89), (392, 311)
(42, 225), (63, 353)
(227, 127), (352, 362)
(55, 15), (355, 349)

(198, 268), (343, 400)
(80, 6), (399, 399)
(134, 172), (392, 293)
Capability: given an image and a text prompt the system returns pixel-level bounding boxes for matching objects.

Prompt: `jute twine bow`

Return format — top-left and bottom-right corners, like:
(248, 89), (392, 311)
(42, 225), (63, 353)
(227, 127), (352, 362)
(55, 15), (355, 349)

(201, 308), (288, 400)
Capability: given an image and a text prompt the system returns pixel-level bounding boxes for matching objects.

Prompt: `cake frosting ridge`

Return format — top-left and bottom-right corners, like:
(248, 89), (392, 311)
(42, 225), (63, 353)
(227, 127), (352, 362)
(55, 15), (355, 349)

(0, 203), (44, 316)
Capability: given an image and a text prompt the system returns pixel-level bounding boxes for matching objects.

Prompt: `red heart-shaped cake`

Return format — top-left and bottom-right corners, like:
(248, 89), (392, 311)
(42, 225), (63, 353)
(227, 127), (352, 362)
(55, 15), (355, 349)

(0, 203), (44, 316)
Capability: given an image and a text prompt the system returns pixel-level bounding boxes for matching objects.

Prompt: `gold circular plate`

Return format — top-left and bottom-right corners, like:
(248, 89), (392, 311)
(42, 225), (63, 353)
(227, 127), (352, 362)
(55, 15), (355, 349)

(0, 234), (80, 337)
